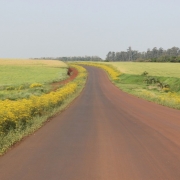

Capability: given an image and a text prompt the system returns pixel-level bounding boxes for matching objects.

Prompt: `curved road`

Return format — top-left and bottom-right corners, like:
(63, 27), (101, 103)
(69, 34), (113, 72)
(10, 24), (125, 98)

(0, 66), (180, 180)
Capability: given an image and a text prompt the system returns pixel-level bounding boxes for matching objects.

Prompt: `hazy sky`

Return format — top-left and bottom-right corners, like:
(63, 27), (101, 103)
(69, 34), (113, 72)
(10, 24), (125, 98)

(0, 0), (180, 59)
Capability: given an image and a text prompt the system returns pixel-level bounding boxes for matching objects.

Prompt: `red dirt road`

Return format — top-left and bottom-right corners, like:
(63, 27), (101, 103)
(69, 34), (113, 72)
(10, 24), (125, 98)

(0, 66), (180, 180)
(51, 67), (78, 91)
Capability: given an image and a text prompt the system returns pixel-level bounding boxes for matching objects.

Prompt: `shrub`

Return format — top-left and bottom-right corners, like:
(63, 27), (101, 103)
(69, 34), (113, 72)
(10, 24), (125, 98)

(30, 83), (43, 88)
(18, 85), (25, 90)
(6, 86), (15, 91)
(162, 87), (170, 92)
(141, 71), (148, 76)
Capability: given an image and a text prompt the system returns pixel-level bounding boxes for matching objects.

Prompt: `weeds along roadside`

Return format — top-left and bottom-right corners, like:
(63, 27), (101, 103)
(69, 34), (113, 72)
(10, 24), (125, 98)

(75, 62), (121, 81)
(0, 64), (87, 155)
(76, 62), (180, 110)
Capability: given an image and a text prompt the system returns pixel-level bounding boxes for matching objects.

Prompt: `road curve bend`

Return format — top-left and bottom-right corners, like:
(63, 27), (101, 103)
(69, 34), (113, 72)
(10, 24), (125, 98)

(0, 66), (180, 180)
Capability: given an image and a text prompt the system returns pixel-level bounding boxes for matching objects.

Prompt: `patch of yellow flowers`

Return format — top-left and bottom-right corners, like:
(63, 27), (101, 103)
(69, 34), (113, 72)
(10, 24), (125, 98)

(29, 83), (43, 88)
(0, 64), (87, 133)
(138, 90), (180, 109)
(75, 62), (121, 81)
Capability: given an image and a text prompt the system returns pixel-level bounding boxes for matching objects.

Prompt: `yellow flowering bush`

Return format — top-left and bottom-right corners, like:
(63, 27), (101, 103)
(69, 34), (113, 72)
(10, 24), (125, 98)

(30, 83), (43, 88)
(0, 83), (77, 133)
(0, 64), (87, 134)
(18, 85), (25, 90)
(138, 90), (180, 109)
(75, 62), (121, 81)
(162, 87), (170, 92)
(159, 92), (180, 105)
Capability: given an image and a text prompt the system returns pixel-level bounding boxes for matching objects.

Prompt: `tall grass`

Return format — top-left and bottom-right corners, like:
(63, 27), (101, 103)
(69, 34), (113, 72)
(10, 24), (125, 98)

(0, 59), (67, 67)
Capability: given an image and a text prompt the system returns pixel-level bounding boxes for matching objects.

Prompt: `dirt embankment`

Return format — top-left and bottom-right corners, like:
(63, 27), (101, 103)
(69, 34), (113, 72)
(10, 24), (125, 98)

(51, 67), (78, 91)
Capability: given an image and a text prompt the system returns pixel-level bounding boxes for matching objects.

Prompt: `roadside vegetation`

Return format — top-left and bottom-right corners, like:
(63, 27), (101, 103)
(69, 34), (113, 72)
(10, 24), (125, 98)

(115, 72), (180, 109)
(0, 60), (87, 155)
(76, 62), (120, 81)
(77, 62), (180, 110)
(112, 62), (180, 109)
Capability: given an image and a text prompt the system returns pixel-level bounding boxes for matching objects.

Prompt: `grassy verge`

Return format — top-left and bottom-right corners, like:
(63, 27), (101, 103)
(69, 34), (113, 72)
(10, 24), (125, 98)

(76, 62), (180, 110)
(115, 73), (180, 109)
(117, 73), (180, 92)
(0, 85), (52, 100)
(0, 65), (87, 155)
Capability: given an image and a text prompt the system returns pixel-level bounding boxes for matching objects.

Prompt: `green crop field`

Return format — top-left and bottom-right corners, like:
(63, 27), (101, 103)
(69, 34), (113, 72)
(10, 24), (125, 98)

(0, 59), (68, 100)
(106, 62), (180, 77)
(0, 59), (68, 86)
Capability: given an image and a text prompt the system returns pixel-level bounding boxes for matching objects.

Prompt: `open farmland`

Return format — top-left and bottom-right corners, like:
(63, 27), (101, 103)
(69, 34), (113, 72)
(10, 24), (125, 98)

(0, 59), (68, 86)
(1, 64), (180, 180)
(0, 63), (87, 155)
(106, 62), (180, 77)
(2, 1), (180, 179)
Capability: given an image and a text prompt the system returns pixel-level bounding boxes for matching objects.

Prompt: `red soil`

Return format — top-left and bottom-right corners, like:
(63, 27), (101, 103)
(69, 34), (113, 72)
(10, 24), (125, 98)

(1, 66), (180, 179)
(51, 68), (78, 91)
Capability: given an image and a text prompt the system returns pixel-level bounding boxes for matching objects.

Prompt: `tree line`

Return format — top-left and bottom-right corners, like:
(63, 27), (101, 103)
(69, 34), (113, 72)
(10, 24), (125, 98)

(106, 47), (180, 62)
(34, 56), (102, 61)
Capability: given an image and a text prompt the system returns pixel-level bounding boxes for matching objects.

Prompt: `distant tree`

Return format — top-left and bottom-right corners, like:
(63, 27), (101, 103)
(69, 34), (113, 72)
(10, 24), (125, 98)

(105, 46), (180, 62)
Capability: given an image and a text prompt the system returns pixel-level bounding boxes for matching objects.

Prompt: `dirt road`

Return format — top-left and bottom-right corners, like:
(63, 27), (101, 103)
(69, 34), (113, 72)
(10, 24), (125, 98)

(0, 66), (180, 180)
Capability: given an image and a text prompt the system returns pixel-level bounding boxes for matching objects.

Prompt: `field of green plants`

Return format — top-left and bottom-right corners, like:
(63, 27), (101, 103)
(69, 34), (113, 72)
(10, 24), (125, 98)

(0, 65), (68, 86)
(0, 59), (68, 100)
(107, 62), (180, 78)
(0, 59), (68, 86)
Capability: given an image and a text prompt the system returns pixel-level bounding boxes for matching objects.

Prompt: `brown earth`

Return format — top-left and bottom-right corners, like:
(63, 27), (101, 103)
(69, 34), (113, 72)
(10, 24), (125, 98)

(0, 66), (180, 180)
(51, 67), (78, 91)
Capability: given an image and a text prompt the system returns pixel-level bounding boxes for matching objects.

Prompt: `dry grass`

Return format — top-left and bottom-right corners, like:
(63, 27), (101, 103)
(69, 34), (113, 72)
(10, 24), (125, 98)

(0, 59), (67, 68)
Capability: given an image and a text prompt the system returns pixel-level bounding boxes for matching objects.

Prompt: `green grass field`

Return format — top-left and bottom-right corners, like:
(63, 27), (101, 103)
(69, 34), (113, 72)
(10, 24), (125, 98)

(0, 65), (67, 86)
(106, 62), (180, 78)
(0, 59), (68, 86)
(0, 59), (68, 100)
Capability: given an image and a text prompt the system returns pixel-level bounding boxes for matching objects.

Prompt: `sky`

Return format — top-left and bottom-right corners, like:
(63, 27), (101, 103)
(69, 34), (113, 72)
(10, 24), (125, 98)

(0, 0), (180, 59)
